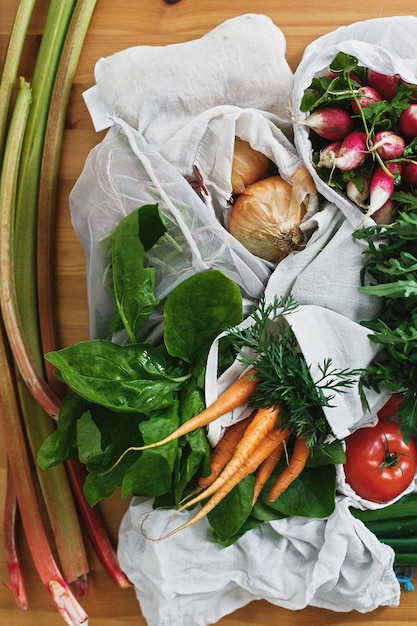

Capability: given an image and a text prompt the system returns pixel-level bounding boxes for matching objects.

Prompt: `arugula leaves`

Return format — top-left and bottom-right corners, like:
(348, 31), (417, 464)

(355, 208), (417, 441)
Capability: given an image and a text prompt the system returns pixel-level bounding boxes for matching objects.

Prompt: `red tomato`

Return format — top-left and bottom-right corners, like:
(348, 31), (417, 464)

(344, 420), (417, 503)
(377, 394), (404, 419)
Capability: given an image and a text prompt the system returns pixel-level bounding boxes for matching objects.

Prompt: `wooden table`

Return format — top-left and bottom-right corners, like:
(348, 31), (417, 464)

(1, 0), (417, 624)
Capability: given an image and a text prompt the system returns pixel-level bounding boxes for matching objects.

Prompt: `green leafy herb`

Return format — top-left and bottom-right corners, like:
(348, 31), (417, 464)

(354, 208), (417, 441)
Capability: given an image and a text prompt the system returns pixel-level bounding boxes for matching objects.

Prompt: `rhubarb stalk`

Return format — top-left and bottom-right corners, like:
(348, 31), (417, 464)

(38, 0), (98, 393)
(35, 0), (130, 589)
(0, 75), (89, 602)
(0, 324), (88, 626)
(0, 0), (36, 160)
(0, 75), (87, 625)
(14, 0), (77, 367)
(4, 463), (28, 611)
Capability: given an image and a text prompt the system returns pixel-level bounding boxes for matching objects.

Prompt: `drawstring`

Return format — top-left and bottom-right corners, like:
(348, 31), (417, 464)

(395, 566), (415, 591)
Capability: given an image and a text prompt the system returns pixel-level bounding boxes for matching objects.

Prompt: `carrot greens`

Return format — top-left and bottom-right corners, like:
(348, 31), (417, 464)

(226, 295), (361, 447)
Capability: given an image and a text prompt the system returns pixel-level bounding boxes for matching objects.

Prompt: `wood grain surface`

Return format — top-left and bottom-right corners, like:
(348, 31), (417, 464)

(1, 1), (417, 624)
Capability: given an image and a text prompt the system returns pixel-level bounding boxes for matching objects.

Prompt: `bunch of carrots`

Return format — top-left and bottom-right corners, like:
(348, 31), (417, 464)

(131, 367), (310, 539)
(106, 295), (358, 540)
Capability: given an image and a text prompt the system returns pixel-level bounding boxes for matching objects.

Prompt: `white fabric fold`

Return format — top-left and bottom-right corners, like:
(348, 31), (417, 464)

(86, 14), (294, 144)
(117, 496), (399, 626)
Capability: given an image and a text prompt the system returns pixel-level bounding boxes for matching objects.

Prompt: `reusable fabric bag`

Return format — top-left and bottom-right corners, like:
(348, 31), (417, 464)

(69, 13), (406, 626)
(292, 14), (417, 225)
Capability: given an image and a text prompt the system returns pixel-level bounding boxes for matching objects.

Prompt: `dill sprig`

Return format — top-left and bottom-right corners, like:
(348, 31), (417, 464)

(226, 295), (361, 448)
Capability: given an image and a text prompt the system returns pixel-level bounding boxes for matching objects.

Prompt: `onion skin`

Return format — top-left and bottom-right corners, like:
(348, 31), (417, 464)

(231, 137), (271, 195)
(228, 174), (309, 263)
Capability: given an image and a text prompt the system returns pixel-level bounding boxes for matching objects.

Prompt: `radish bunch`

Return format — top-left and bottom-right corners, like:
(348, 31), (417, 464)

(299, 52), (417, 223)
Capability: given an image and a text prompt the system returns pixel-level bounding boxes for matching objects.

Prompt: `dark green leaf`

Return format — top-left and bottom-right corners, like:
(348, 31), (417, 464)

(111, 205), (166, 340)
(164, 270), (243, 363)
(37, 393), (87, 468)
(264, 465), (337, 518)
(212, 515), (263, 546)
(206, 475), (255, 541)
(45, 340), (188, 413)
(307, 440), (346, 467)
(121, 402), (180, 498)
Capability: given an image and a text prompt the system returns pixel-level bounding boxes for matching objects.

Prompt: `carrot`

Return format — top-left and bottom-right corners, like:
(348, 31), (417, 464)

(252, 431), (290, 505)
(267, 434), (310, 502)
(195, 413), (255, 492)
(174, 404), (283, 516)
(100, 367), (259, 475)
(145, 425), (288, 540)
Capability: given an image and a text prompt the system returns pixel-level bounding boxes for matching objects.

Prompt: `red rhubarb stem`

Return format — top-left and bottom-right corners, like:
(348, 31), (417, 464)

(3, 463), (28, 611)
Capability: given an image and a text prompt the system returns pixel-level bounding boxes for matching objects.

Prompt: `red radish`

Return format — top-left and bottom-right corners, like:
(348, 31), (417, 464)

(399, 104), (417, 140)
(298, 107), (354, 140)
(333, 131), (369, 171)
(351, 86), (382, 115)
(372, 199), (396, 225)
(402, 161), (417, 186)
(370, 130), (405, 159)
(316, 141), (341, 168)
(366, 162), (402, 218)
(367, 70), (400, 101)
(346, 176), (370, 208)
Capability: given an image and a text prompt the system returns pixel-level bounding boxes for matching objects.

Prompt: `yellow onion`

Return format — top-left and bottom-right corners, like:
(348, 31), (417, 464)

(228, 167), (317, 263)
(231, 137), (271, 195)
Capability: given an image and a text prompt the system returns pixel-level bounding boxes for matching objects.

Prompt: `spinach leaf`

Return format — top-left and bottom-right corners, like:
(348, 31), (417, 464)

(212, 516), (263, 547)
(207, 475), (255, 541)
(45, 340), (188, 413)
(111, 204), (167, 341)
(264, 464), (337, 518)
(307, 439), (346, 467)
(122, 401), (181, 498)
(37, 393), (87, 468)
(164, 269), (243, 363)
(251, 499), (288, 522)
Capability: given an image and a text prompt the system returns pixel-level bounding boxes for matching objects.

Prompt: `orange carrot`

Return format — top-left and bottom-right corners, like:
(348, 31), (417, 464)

(146, 426), (288, 540)
(102, 367), (259, 474)
(174, 404), (283, 516)
(252, 431), (290, 505)
(196, 414), (255, 492)
(267, 434), (310, 502)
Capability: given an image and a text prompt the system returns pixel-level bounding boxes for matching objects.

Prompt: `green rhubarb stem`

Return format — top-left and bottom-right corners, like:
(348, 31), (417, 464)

(0, 74), (89, 597)
(38, 0), (98, 393)
(0, 77), (61, 418)
(0, 0), (36, 161)
(4, 462), (28, 611)
(14, 0), (77, 370)
(35, 0), (130, 589)
(0, 324), (88, 626)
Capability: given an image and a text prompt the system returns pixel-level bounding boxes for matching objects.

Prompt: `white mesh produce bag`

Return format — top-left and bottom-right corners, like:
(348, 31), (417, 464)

(70, 110), (309, 340)
(69, 13), (404, 626)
